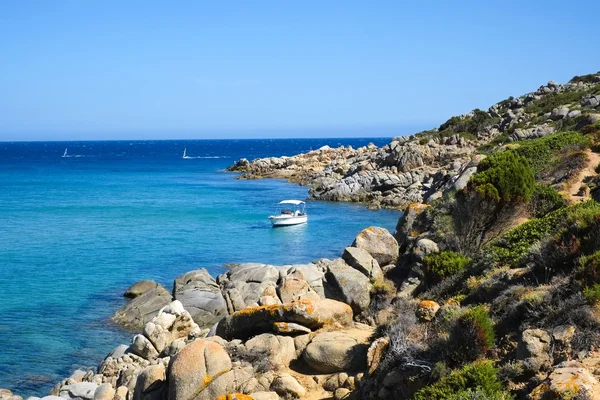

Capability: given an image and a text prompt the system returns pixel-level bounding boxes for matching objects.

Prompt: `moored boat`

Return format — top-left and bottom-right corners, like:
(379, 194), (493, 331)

(269, 200), (308, 227)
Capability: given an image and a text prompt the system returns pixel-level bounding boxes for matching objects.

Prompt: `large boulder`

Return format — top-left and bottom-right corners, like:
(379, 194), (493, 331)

(270, 373), (306, 399)
(245, 333), (296, 369)
(125, 280), (160, 299)
(286, 264), (325, 297)
(394, 203), (430, 250)
(215, 299), (353, 340)
(173, 269), (228, 327)
(517, 328), (552, 373)
(412, 238), (439, 262)
(67, 383), (98, 400)
(218, 264), (280, 313)
(142, 300), (201, 355)
(168, 340), (233, 400)
(133, 364), (166, 400)
(342, 247), (383, 281)
(93, 384), (115, 400)
(550, 105), (570, 120)
(325, 259), (371, 314)
(530, 362), (600, 399)
(352, 227), (399, 266)
(112, 285), (173, 329)
(303, 326), (374, 373)
(277, 271), (320, 304)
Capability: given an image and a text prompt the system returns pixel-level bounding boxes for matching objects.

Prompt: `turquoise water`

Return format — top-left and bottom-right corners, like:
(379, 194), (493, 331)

(0, 139), (400, 395)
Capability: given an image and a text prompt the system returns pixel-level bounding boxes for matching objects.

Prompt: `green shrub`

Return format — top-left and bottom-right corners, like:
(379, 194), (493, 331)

(524, 90), (589, 115)
(577, 251), (600, 284)
(529, 184), (567, 218)
(425, 250), (471, 281)
(413, 360), (509, 400)
(439, 109), (499, 135)
(448, 306), (495, 364)
(469, 150), (535, 203)
(477, 133), (509, 153)
(513, 131), (590, 178)
(570, 73), (600, 84)
(490, 201), (600, 266)
(584, 284), (600, 305)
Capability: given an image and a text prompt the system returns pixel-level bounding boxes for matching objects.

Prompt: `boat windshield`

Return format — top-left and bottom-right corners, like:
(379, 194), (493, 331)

(277, 203), (306, 216)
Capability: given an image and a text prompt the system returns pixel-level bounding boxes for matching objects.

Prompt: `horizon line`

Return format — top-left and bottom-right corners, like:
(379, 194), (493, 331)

(1, 135), (403, 144)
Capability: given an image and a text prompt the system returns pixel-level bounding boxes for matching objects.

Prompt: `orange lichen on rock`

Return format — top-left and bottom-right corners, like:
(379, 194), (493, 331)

(416, 299), (441, 322)
(216, 395), (254, 400)
(407, 203), (429, 213)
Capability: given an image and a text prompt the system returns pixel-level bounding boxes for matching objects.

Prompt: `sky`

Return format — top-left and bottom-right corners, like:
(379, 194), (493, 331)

(0, 1), (599, 141)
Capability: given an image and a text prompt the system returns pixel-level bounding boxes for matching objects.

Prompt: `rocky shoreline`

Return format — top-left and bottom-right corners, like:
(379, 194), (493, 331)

(2, 225), (403, 400)
(4, 72), (600, 400)
(227, 78), (600, 210)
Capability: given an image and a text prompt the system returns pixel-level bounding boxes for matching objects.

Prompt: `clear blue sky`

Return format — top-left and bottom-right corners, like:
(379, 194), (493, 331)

(1, 1), (599, 141)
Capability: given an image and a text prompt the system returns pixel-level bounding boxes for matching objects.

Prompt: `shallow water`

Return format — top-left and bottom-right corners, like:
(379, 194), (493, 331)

(0, 139), (400, 395)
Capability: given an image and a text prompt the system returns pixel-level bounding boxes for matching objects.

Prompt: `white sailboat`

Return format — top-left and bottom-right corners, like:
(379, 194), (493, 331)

(62, 148), (69, 158)
(182, 148), (192, 159)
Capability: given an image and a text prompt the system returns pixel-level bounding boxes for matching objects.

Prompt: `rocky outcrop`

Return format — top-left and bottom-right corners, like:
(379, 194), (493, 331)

(168, 339), (233, 400)
(517, 328), (553, 374)
(303, 325), (374, 373)
(228, 74), (600, 210)
(324, 259), (372, 314)
(227, 138), (478, 209)
(173, 269), (228, 327)
(214, 298), (353, 340)
(218, 264), (282, 313)
(124, 280), (160, 299)
(352, 226), (399, 266)
(112, 285), (173, 329)
(342, 247), (383, 281)
(529, 361), (600, 399)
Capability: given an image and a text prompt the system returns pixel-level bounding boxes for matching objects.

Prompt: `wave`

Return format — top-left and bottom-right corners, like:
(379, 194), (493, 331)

(184, 156), (230, 159)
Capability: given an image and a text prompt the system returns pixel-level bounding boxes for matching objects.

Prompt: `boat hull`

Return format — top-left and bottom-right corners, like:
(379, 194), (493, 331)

(269, 215), (308, 227)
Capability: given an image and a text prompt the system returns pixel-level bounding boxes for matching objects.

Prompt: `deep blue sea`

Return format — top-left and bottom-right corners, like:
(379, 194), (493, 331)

(0, 138), (400, 396)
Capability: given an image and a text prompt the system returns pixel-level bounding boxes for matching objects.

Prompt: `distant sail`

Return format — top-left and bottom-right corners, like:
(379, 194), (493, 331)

(62, 148), (68, 158)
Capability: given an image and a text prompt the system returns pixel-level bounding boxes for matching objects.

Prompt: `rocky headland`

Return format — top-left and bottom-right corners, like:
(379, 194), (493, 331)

(228, 74), (600, 210)
(5, 72), (600, 400)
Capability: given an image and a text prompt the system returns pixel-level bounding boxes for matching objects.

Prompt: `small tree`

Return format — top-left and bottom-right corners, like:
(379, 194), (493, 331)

(451, 150), (534, 254)
(448, 306), (495, 365)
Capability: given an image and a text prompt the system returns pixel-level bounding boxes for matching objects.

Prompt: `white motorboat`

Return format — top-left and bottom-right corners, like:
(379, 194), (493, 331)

(269, 200), (308, 227)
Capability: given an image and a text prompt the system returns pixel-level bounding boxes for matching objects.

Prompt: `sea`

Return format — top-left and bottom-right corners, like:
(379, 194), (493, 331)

(0, 138), (401, 396)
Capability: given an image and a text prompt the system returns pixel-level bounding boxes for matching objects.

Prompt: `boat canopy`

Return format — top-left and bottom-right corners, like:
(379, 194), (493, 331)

(279, 200), (305, 205)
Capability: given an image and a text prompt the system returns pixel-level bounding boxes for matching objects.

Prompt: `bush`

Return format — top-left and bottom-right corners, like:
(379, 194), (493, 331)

(450, 151), (534, 253)
(413, 360), (510, 400)
(379, 298), (424, 373)
(514, 131), (590, 178)
(424, 251), (471, 282)
(529, 184), (567, 218)
(490, 201), (600, 267)
(584, 284), (600, 305)
(439, 109), (499, 135)
(577, 252), (600, 284)
(570, 73), (600, 84)
(469, 151), (535, 203)
(448, 306), (495, 364)
(524, 90), (589, 115)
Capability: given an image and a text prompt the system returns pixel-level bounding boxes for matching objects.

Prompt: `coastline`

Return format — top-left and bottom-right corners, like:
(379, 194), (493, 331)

(4, 73), (600, 400)
(4, 225), (403, 400)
